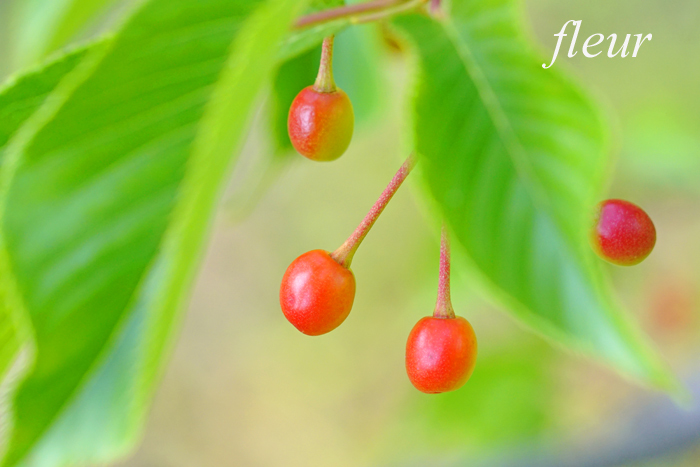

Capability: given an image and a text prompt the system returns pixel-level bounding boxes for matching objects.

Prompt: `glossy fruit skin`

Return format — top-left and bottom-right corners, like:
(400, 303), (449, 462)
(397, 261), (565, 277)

(591, 199), (656, 266)
(288, 86), (354, 162)
(405, 316), (477, 394)
(280, 249), (356, 336)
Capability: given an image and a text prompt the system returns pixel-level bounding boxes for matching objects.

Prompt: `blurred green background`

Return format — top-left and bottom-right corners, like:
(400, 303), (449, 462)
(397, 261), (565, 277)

(1, 0), (699, 466)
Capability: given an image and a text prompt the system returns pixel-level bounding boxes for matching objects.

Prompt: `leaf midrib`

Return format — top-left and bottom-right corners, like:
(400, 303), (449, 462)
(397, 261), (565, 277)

(440, 16), (562, 232)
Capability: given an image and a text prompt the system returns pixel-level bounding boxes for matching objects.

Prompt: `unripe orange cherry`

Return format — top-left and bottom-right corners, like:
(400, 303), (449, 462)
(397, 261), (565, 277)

(288, 86), (354, 162)
(280, 250), (355, 336)
(591, 199), (656, 266)
(406, 316), (478, 394)
(288, 35), (354, 162)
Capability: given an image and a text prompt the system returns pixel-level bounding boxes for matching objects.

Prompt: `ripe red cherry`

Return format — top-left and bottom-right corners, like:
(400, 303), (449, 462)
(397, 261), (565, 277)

(280, 249), (356, 336)
(288, 86), (354, 162)
(405, 316), (478, 394)
(591, 199), (656, 266)
(279, 157), (414, 336)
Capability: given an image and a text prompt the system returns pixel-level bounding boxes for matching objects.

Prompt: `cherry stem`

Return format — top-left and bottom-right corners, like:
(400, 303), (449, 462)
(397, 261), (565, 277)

(331, 155), (417, 268)
(433, 225), (455, 319)
(313, 36), (337, 93)
(294, 0), (428, 29)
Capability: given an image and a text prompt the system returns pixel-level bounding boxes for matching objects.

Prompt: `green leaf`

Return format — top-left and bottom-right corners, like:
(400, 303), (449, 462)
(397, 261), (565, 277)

(0, 44), (94, 433)
(0, 0), (309, 465)
(8, 0), (122, 69)
(393, 4), (676, 390)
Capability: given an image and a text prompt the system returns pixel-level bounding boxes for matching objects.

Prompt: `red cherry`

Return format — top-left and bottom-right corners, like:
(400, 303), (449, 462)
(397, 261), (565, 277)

(591, 199), (656, 266)
(280, 249), (356, 336)
(288, 86), (354, 162)
(405, 316), (477, 394)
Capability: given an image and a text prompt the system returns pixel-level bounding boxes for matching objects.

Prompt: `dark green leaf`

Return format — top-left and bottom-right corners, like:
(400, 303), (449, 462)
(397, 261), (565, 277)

(0, 45), (92, 152)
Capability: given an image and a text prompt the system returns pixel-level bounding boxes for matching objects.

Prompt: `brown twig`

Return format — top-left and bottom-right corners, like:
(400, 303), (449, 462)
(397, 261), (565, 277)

(294, 0), (420, 29)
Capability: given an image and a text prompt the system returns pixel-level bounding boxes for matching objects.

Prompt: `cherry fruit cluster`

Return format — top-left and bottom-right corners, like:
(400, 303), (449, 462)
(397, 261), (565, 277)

(279, 36), (657, 395)
(283, 36), (476, 393)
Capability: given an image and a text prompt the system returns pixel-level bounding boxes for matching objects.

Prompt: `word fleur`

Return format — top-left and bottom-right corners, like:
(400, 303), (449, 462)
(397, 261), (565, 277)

(543, 20), (652, 69)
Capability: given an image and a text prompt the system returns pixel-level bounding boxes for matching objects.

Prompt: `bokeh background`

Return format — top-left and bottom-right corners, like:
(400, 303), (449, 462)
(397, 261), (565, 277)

(1, 0), (699, 466)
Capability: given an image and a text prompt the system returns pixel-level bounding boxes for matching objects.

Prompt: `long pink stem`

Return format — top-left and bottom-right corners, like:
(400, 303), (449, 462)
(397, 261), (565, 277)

(331, 155), (416, 268)
(434, 225), (455, 319)
(313, 36), (336, 93)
